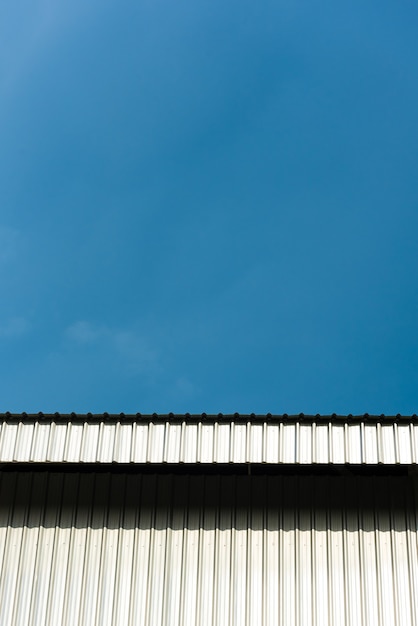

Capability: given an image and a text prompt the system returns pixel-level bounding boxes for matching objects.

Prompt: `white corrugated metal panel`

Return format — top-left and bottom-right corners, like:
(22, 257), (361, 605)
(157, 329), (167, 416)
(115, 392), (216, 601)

(1, 416), (418, 465)
(0, 471), (417, 626)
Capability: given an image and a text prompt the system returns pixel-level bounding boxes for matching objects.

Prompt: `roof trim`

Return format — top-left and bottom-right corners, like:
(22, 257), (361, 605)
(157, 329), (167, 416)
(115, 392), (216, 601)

(1, 412), (417, 424)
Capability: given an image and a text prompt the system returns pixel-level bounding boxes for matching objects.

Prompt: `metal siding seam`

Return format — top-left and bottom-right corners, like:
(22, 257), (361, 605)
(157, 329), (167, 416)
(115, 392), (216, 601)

(28, 473), (62, 626)
(14, 473), (47, 626)
(331, 424), (345, 464)
(265, 476), (279, 626)
(148, 422), (165, 463)
(390, 476), (408, 626)
(344, 423), (350, 464)
(114, 422), (132, 463)
(297, 477), (313, 625)
(278, 422), (283, 464)
(234, 424), (247, 463)
(265, 423), (279, 463)
(394, 423), (400, 465)
(282, 423), (296, 464)
(328, 477), (345, 626)
(312, 480), (328, 626)
(199, 423), (214, 464)
(79, 474), (108, 625)
(412, 425), (418, 464)
(180, 476), (202, 626)
(165, 423), (181, 463)
(315, 423), (329, 464)
(410, 424), (416, 464)
(248, 477), (264, 625)
(111, 421), (121, 463)
(197, 422), (203, 463)
(397, 424), (412, 465)
(47, 423), (67, 462)
(63, 422), (83, 463)
(198, 477), (216, 626)
(56, 473), (87, 626)
(31, 422), (50, 462)
(15, 422), (33, 461)
(96, 474), (124, 626)
(131, 422), (148, 463)
(262, 421), (267, 464)
(327, 421), (332, 464)
(228, 416), (233, 463)
(1, 422), (18, 462)
(360, 422), (365, 464)
(374, 477), (396, 626)
(405, 481), (418, 626)
(381, 425), (396, 465)
(232, 477), (248, 626)
(348, 424), (362, 465)
(295, 421), (300, 465)
(0, 472), (32, 625)
(80, 423), (100, 463)
(231, 422), (246, 464)
(343, 478), (362, 626)
(147, 476), (169, 626)
(146, 423), (155, 463)
(250, 423), (263, 464)
(129, 474), (154, 626)
(179, 421), (186, 464)
(362, 423), (368, 464)
(214, 477), (233, 626)
(6, 424), (19, 461)
(363, 424), (378, 464)
(182, 422), (198, 463)
(111, 474), (135, 626)
(0, 472), (16, 594)
(278, 477), (286, 625)
(97, 422), (115, 463)
(282, 476), (296, 624)
(377, 422), (383, 464)
(359, 477), (379, 626)
(299, 424), (312, 465)
(391, 478), (413, 626)
(215, 422), (231, 463)
(163, 475), (185, 626)
(0, 473), (16, 624)
(246, 421), (251, 464)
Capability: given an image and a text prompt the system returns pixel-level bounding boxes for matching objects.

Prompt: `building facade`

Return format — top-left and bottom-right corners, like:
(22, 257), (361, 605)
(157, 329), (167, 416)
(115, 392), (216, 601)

(0, 413), (417, 625)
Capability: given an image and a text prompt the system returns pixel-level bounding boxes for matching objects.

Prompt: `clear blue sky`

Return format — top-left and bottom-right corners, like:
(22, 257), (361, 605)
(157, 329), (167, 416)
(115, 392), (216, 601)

(1, 0), (417, 414)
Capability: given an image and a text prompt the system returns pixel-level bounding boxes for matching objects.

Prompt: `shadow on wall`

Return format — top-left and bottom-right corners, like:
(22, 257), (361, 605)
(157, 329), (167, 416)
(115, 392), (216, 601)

(0, 471), (416, 532)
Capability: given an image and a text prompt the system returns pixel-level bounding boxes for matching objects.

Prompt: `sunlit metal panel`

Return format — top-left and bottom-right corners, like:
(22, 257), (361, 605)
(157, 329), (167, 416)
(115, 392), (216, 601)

(0, 472), (417, 626)
(1, 415), (418, 465)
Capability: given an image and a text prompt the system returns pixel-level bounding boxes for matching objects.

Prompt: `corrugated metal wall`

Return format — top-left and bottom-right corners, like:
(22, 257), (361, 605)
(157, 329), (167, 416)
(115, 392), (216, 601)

(1, 418), (417, 464)
(0, 471), (417, 626)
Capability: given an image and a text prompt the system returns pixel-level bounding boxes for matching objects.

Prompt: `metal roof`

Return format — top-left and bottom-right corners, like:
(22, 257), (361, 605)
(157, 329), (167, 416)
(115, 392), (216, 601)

(1, 413), (418, 465)
(0, 470), (417, 626)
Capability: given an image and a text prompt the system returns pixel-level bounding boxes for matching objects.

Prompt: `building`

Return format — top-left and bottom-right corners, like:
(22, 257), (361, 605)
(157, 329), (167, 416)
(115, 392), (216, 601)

(0, 412), (417, 625)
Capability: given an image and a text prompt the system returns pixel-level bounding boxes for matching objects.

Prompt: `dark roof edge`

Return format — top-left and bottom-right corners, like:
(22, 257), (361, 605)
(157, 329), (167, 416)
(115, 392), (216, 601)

(0, 412), (417, 424)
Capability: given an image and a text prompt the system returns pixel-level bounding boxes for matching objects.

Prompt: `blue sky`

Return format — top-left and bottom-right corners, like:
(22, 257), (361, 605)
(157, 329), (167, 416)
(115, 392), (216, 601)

(1, 0), (418, 414)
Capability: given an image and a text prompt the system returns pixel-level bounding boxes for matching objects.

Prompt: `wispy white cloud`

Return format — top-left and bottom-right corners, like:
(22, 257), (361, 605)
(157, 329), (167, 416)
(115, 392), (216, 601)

(0, 316), (29, 339)
(0, 1), (100, 100)
(65, 321), (160, 375)
(65, 320), (103, 344)
(174, 376), (197, 397)
(0, 226), (21, 265)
